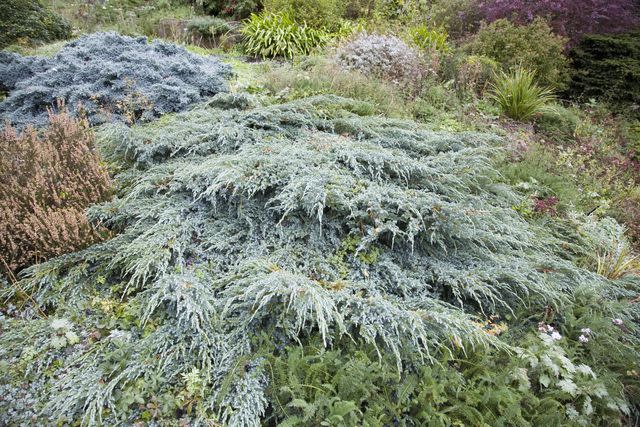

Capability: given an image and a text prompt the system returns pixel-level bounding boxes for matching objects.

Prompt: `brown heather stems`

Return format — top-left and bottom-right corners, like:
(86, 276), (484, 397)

(0, 104), (112, 276)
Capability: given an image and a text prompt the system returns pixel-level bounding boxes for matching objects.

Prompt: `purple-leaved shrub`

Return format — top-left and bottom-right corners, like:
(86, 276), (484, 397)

(478, 0), (640, 45)
(0, 32), (232, 128)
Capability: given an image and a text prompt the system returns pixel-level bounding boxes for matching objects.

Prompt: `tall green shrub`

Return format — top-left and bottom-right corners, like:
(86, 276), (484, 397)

(262, 0), (346, 30)
(193, 0), (261, 19)
(568, 32), (640, 115)
(469, 18), (570, 90)
(0, 0), (71, 49)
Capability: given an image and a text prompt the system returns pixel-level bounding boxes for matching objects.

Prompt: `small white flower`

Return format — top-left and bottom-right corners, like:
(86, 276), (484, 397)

(579, 335), (589, 343)
(65, 331), (80, 345)
(612, 318), (623, 326)
(580, 328), (592, 335)
(551, 331), (562, 340)
(50, 318), (72, 331)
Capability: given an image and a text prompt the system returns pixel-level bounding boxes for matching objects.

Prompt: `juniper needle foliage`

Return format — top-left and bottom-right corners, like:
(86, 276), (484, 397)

(0, 32), (232, 128)
(0, 94), (624, 425)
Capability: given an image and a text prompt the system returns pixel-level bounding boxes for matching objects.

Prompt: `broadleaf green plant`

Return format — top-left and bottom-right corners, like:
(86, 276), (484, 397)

(241, 12), (328, 59)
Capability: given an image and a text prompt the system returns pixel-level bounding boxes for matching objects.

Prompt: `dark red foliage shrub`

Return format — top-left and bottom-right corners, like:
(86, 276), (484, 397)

(478, 0), (640, 45)
(533, 196), (559, 216)
(0, 108), (112, 274)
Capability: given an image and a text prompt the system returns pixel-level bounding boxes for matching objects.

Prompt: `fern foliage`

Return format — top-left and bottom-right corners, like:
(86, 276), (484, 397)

(0, 94), (636, 425)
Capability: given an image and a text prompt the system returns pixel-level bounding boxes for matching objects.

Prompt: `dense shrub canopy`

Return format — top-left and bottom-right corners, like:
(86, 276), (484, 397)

(0, 0), (71, 49)
(263, 0), (346, 30)
(0, 32), (232, 128)
(469, 18), (569, 90)
(478, 0), (640, 45)
(568, 32), (640, 115)
(1, 93), (632, 425)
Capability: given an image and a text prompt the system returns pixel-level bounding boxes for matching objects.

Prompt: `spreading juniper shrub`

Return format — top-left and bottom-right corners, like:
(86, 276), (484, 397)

(0, 32), (232, 128)
(1, 94), (637, 425)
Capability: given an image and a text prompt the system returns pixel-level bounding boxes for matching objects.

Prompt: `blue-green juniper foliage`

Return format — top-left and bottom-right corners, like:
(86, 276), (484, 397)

(0, 92), (637, 425)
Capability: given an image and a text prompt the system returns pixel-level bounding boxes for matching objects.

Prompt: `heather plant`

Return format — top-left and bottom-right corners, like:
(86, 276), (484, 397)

(489, 67), (555, 121)
(241, 13), (329, 59)
(534, 104), (580, 143)
(1, 94), (637, 425)
(0, 107), (112, 275)
(469, 18), (570, 90)
(0, 0), (72, 49)
(0, 32), (231, 128)
(335, 33), (436, 94)
(478, 0), (640, 46)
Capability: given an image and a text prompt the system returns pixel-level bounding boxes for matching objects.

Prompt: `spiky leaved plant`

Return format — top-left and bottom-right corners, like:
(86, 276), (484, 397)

(490, 67), (555, 121)
(0, 94), (635, 425)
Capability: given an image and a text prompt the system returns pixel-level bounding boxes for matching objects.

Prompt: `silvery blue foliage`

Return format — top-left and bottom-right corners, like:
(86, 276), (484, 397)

(0, 95), (619, 425)
(336, 33), (430, 88)
(0, 32), (232, 128)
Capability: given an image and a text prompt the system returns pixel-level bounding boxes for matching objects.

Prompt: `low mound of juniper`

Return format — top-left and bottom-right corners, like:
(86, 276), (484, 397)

(0, 32), (232, 128)
(0, 95), (637, 425)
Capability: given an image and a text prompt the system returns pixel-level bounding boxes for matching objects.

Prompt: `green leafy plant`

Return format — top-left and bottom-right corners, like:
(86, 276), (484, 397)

(0, 0), (71, 49)
(192, 0), (260, 20)
(490, 67), (555, 121)
(241, 12), (328, 59)
(568, 32), (640, 117)
(262, 0), (346, 30)
(469, 18), (570, 90)
(409, 25), (450, 52)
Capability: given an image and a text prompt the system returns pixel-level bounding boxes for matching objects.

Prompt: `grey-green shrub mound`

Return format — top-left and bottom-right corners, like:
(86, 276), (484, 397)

(0, 0), (72, 49)
(0, 95), (634, 425)
(0, 32), (232, 128)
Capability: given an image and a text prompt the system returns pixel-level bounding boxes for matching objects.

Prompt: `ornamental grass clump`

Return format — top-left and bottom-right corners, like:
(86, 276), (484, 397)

(2, 93), (637, 425)
(0, 32), (232, 128)
(490, 67), (555, 121)
(0, 107), (112, 275)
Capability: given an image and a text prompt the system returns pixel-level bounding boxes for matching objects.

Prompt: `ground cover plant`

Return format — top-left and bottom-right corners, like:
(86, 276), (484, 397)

(0, 32), (231, 128)
(2, 0), (640, 425)
(1, 91), (638, 425)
